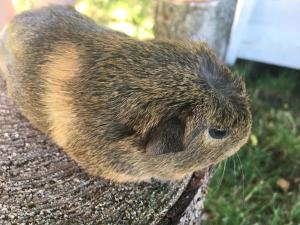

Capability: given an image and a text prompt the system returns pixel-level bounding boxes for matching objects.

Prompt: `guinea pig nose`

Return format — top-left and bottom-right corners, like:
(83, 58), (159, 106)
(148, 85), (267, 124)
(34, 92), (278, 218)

(208, 128), (228, 139)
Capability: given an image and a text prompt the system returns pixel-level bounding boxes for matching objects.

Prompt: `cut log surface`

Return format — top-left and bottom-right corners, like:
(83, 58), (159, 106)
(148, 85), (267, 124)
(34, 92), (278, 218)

(0, 78), (210, 225)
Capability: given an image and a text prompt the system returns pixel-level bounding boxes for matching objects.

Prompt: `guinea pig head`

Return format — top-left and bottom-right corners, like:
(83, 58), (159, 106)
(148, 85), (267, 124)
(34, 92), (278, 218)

(145, 73), (252, 161)
(134, 41), (252, 179)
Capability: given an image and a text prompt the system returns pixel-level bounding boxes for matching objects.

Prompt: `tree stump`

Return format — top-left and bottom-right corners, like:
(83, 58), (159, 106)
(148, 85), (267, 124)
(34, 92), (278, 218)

(0, 77), (210, 224)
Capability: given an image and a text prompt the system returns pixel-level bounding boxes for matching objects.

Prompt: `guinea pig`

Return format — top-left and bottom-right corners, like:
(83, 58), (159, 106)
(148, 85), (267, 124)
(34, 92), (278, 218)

(0, 5), (252, 182)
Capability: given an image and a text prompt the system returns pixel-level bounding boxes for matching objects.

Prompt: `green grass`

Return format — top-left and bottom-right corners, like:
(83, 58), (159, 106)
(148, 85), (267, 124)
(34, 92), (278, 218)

(76, 0), (154, 39)
(204, 62), (300, 225)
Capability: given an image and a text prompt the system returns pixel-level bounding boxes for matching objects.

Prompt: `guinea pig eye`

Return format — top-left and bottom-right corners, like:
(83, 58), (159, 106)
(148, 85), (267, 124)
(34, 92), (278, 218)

(208, 128), (229, 139)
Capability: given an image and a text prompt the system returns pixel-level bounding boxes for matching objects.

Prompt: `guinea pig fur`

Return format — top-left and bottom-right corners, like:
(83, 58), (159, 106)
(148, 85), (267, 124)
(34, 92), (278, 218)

(0, 5), (252, 182)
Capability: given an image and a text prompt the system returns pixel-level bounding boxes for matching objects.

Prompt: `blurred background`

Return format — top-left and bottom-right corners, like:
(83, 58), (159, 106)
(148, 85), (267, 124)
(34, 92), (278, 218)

(2, 0), (300, 224)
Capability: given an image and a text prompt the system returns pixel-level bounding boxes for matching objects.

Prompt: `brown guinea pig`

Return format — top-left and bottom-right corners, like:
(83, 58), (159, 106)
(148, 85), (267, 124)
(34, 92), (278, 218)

(0, 5), (252, 182)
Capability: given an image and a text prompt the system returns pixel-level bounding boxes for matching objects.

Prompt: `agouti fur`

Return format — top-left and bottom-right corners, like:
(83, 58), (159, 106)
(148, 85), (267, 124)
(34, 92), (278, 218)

(0, 5), (252, 182)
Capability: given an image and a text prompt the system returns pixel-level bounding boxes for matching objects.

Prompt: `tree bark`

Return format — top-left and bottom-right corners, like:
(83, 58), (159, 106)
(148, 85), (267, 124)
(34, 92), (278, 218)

(154, 0), (237, 60)
(154, 0), (237, 224)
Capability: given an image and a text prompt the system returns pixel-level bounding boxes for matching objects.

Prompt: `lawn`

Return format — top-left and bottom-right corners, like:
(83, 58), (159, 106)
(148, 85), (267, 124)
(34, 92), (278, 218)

(204, 62), (300, 225)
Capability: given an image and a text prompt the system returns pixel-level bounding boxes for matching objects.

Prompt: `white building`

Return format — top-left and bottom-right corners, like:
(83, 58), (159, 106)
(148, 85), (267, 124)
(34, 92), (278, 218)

(226, 0), (300, 70)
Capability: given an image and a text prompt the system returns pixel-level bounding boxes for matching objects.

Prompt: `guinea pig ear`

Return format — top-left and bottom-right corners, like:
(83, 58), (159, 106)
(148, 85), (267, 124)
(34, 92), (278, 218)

(145, 117), (185, 155)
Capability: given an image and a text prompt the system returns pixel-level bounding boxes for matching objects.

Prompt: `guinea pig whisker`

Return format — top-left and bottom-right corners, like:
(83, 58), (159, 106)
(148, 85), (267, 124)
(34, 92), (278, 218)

(215, 159), (228, 191)
(236, 153), (246, 208)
